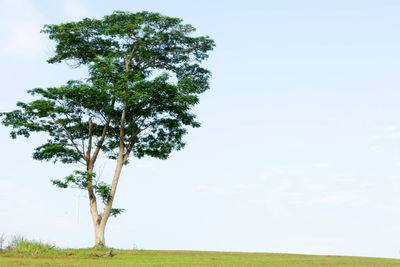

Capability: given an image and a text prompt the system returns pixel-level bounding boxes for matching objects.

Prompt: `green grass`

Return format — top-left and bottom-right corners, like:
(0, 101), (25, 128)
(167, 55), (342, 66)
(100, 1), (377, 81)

(1, 240), (400, 266)
(3, 237), (57, 257)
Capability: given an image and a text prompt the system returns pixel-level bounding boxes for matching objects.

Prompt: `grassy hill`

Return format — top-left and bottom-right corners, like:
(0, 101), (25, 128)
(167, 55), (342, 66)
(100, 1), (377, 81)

(1, 247), (400, 267)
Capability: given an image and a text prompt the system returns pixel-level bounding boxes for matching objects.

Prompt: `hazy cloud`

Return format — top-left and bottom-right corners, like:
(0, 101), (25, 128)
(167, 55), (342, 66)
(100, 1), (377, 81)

(308, 184), (328, 191)
(0, 102), (7, 111)
(370, 125), (400, 141)
(329, 116), (359, 126)
(330, 116), (344, 121)
(0, 0), (45, 57)
(369, 145), (382, 152)
(63, 0), (90, 21)
(196, 183), (248, 196)
(312, 163), (330, 169)
(320, 190), (361, 204)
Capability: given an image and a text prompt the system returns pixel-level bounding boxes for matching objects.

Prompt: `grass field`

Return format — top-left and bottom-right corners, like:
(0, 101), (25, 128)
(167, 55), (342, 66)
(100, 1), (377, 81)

(2, 248), (400, 267)
(1, 239), (400, 267)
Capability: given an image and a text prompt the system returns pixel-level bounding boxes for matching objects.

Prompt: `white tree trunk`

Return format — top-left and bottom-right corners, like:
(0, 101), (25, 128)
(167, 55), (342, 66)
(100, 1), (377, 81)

(94, 222), (106, 247)
(90, 103), (127, 247)
(90, 158), (124, 247)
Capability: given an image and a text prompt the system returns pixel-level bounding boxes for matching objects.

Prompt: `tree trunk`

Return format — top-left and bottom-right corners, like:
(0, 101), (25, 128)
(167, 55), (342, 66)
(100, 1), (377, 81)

(87, 165), (104, 247)
(94, 222), (106, 247)
(89, 102), (127, 247)
(90, 158), (125, 248)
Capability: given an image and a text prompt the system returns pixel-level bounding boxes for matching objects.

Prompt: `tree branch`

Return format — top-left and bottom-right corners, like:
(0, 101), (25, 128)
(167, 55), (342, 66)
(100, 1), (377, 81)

(51, 116), (85, 160)
(89, 97), (115, 166)
(87, 117), (93, 162)
(123, 128), (140, 163)
(83, 28), (99, 58)
(137, 46), (199, 72)
(128, 41), (139, 63)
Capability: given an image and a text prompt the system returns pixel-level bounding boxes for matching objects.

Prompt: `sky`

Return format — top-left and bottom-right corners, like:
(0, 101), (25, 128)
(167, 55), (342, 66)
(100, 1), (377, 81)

(1, 0), (400, 259)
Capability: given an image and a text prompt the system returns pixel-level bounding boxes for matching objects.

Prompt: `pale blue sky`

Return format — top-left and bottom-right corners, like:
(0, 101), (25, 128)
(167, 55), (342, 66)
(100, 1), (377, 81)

(1, 0), (400, 259)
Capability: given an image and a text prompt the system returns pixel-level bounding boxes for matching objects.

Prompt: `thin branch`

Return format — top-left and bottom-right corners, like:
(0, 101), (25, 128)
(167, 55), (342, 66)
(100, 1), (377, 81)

(137, 46), (199, 72)
(134, 34), (172, 68)
(128, 41), (139, 63)
(123, 128), (140, 163)
(50, 116), (85, 160)
(89, 98), (115, 167)
(87, 117), (93, 162)
(122, 107), (153, 163)
(83, 28), (99, 58)
(81, 126), (85, 156)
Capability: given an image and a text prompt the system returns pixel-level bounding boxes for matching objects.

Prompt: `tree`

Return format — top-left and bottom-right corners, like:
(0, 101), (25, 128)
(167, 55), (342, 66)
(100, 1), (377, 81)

(0, 11), (214, 247)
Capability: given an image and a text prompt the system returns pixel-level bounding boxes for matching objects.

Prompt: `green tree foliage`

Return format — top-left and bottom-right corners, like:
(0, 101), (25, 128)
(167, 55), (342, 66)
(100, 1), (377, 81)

(1, 11), (214, 246)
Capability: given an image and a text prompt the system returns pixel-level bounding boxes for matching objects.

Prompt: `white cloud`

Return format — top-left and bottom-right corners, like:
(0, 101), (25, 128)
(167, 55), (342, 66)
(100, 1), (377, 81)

(196, 183), (247, 196)
(134, 161), (154, 169)
(370, 124), (400, 141)
(386, 175), (400, 182)
(320, 190), (360, 204)
(330, 116), (344, 121)
(346, 120), (358, 126)
(369, 145), (382, 152)
(235, 183), (246, 189)
(0, 102), (7, 111)
(387, 125), (400, 131)
(385, 132), (400, 140)
(329, 116), (359, 126)
(374, 203), (400, 213)
(196, 184), (208, 190)
(0, 179), (13, 201)
(0, 0), (45, 57)
(308, 184), (328, 191)
(63, 0), (90, 21)
(312, 163), (329, 169)
(257, 168), (304, 181)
